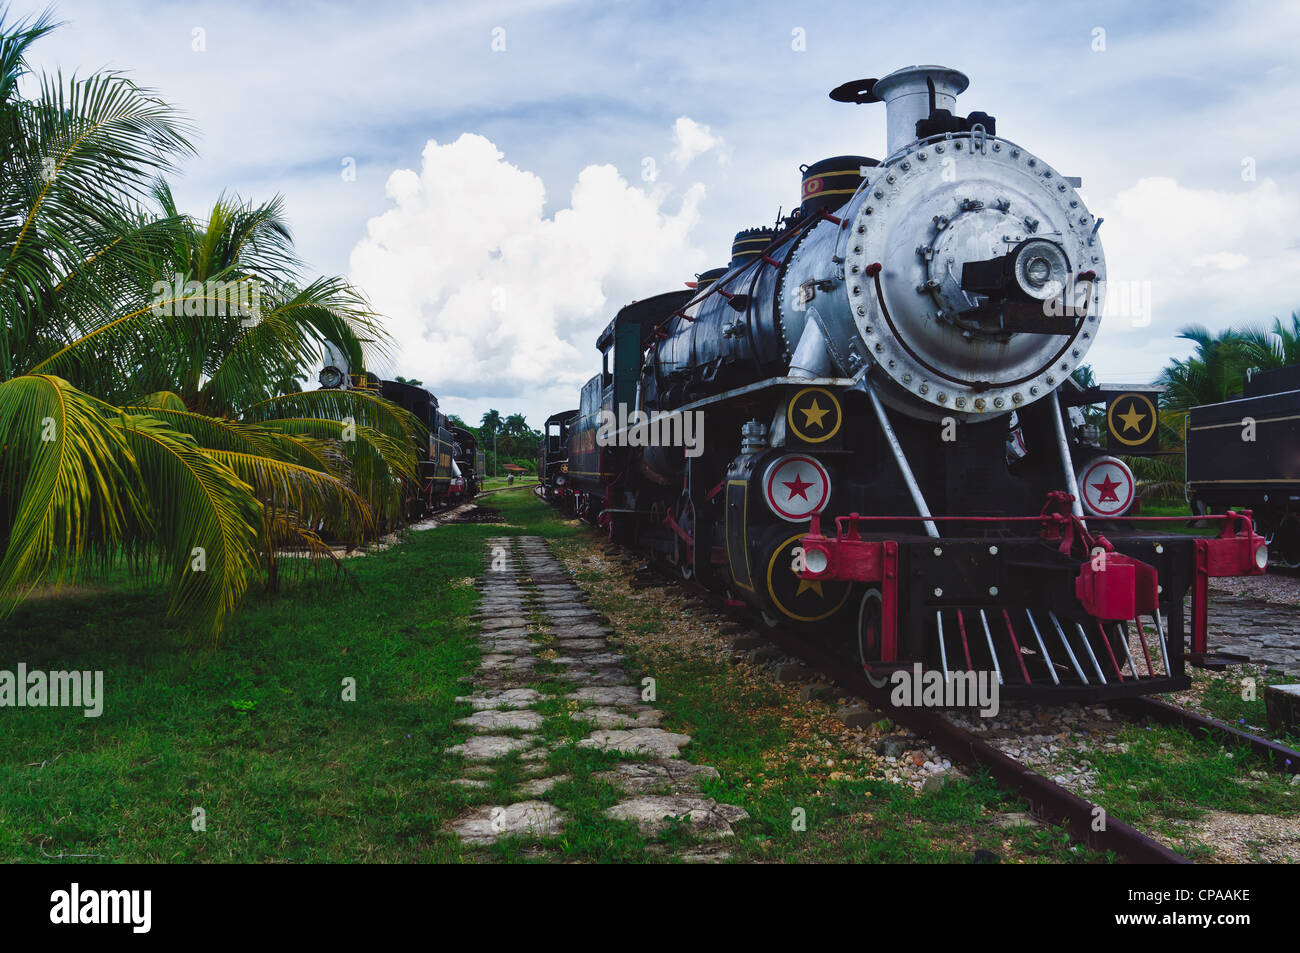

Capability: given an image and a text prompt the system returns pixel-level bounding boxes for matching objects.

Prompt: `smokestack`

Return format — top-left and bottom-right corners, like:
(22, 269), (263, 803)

(871, 65), (969, 156)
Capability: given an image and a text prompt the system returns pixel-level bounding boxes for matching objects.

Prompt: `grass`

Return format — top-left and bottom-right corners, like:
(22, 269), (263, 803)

(547, 524), (1106, 863)
(16, 487), (1253, 863)
(1077, 719), (1300, 855)
(1197, 668), (1300, 751)
(481, 475), (538, 492)
(0, 493), (566, 863)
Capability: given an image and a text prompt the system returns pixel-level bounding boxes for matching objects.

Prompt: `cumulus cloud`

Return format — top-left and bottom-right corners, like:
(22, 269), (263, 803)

(348, 132), (709, 425)
(1087, 176), (1300, 382)
(669, 116), (728, 170)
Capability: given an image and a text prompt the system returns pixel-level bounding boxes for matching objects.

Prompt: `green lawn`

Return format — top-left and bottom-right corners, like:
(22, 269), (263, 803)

(0, 492), (1094, 863)
(0, 493), (566, 862)
(481, 475), (538, 492)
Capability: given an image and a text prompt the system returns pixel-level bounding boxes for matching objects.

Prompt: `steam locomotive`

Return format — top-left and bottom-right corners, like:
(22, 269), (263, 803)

(539, 409), (578, 500)
(543, 65), (1268, 700)
(318, 346), (484, 518)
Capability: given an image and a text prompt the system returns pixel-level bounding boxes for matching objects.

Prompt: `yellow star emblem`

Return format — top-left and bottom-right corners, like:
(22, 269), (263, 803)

(800, 399), (830, 429)
(1118, 403), (1146, 433)
(795, 578), (824, 598)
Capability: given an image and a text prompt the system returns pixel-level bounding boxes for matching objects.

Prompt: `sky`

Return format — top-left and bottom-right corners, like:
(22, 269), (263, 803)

(13, 0), (1300, 427)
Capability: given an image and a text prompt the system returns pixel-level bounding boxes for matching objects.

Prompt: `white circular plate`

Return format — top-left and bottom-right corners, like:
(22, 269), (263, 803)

(763, 454), (831, 522)
(1078, 456), (1135, 517)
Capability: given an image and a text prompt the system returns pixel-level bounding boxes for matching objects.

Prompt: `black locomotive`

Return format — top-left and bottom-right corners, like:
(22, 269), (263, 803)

(543, 66), (1267, 701)
(538, 409), (578, 503)
(1188, 363), (1300, 567)
(318, 351), (484, 519)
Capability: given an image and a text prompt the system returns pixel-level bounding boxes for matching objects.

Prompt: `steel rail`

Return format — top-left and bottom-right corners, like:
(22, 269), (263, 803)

(541, 494), (1194, 862)
(1118, 696), (1300, 775)
(660, 567), (1190, 864)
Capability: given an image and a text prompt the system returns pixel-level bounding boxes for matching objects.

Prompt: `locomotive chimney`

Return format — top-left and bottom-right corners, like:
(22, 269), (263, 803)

(871, 65), (969, 156)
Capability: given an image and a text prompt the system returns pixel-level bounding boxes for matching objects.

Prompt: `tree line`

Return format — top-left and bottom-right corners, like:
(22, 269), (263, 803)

(449, 410), (541, 476)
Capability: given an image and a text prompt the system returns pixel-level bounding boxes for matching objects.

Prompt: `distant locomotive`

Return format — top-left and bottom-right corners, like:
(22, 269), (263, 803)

(545, 65), (1267, 700)
(318, 347), (482, 518)
(538, 410), (578, 503)
(1188, 363), (1300, 567)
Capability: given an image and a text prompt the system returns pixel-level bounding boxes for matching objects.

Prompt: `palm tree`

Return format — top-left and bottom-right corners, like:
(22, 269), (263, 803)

(1236, 311), (1300, 374)
(1127, 319), (1298, 501)
(0, 11), (418, 639)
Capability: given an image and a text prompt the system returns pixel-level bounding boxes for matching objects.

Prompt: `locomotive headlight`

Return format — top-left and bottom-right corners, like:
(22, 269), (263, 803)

(1013, 239), (1069, 301)
(1255, 544), (1269, 571)
(803, 545), (830, 577)
(319, 365), (345, 389)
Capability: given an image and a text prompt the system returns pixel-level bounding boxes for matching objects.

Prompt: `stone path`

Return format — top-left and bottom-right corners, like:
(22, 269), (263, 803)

(1193, 594), (1300, 675)
(447, 536), (748, 850)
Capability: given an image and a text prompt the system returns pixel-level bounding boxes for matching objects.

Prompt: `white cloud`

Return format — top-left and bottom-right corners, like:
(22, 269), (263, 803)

(669, 116), (728, 170)
(1087, 175), (1300, 381)
(348, 132), (709, 426)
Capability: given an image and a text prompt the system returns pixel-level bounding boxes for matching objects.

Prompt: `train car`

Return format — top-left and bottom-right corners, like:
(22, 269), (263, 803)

(451, 426), (484, 499)
(1188, 363), (1300, 566)
(377, 378), (456, 514)
(549, 65), (1268, 702)
(318, 345), (457, 518)
(539, 409), (579, 502)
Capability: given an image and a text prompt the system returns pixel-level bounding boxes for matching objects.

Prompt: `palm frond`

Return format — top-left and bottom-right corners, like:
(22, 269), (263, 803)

(111, 413), (262, 641)
(0, 374), (140, 605)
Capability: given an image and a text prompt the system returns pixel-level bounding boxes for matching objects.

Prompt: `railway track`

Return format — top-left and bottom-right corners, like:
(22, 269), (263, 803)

(631, 557), (1300, 865)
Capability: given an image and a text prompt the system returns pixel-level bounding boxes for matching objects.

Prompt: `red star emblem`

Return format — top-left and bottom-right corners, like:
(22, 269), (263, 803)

(1092, 474), (1122, 503)
(783, 473), (814, 501)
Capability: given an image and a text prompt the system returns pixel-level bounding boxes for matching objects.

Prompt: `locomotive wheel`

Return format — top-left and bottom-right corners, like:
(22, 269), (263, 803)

(1273, 512), (1300, 569)
(857, 588), (882, 673)
(673, 491), (695, 580)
